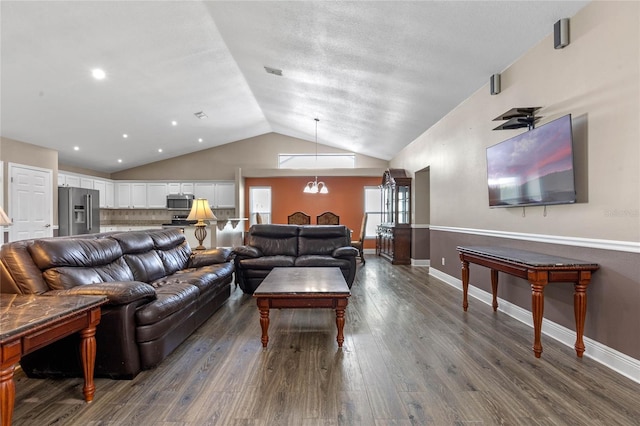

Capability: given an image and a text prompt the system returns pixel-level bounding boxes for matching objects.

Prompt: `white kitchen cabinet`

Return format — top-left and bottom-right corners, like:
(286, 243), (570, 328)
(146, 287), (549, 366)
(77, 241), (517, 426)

(80, 177), (94, 189)
(57, 173), (66, 187)
(167, 182), (194, 195)
(147, 182), (168, 208)
(93, 180), (115, 208)
(116, 182), (147, 208)
(61, 174), (80, 188)
(214, 182), (235, 208)
(194, 182), (216, 205)
(194, 182), (235, 208)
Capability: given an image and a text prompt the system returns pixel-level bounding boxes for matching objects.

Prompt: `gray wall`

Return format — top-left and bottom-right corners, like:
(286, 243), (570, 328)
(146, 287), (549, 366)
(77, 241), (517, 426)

(390, 2), (640, 360)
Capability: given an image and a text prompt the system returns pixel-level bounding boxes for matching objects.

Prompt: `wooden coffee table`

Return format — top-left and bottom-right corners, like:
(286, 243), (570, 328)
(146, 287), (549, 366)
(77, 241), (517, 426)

(0, 294), (107, 426)
(253, 267), (351, 348)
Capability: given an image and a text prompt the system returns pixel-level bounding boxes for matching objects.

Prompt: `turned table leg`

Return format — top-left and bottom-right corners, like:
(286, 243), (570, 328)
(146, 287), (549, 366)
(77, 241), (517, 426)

(460, 257), (470, 311)
(79, 325), (98, 402)
(0, 365), (16, 426)
(257, 300), (270, 348)
(574, 271), (592, 357)
(491, 269), (499, 312)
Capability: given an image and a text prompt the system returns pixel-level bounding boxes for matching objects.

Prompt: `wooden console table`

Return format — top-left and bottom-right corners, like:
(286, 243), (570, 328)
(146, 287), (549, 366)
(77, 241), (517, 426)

(0, 294), (107, 426)
(456, 246), (599, 358)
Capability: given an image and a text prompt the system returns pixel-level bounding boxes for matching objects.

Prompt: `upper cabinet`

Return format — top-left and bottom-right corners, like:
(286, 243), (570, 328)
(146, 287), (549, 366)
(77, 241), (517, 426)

(194, 182), (235, 208)
(59, 171), (235, 210)
(214, 182), (235, 208)
(147, 182), (168, 208)
(116, 182), (147, 208)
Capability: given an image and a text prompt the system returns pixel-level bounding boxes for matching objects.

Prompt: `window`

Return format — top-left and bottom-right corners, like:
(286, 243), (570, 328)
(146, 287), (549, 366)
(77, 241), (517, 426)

(364, 186), (382, 238)
(278, 153), (355, 169)
(249, 186), (271, 225)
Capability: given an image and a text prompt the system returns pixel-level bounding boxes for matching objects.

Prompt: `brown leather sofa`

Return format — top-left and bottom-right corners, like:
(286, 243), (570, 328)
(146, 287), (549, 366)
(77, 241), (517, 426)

(0, 228), (234, 379)
(233, 224), (358, 294)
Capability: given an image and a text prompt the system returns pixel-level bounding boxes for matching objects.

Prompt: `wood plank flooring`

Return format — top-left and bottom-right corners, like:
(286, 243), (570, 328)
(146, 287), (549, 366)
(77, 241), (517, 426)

(9, 257), (640, 425)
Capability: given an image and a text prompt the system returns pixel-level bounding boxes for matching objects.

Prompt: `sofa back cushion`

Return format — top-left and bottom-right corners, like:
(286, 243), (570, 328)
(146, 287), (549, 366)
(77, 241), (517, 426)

(298, 225), (350, 256)
(247, 224), (299, 257)
(111, 232), (167, 283)
(148, 229), (192, 275)
(28, 237), (133, 290)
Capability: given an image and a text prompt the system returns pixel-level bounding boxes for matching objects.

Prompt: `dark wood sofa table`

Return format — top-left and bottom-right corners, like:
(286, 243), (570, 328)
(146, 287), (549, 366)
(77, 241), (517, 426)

(253, 267), (351, 348)
(0, 294), (107, 426)
(457, 246), (599, 359)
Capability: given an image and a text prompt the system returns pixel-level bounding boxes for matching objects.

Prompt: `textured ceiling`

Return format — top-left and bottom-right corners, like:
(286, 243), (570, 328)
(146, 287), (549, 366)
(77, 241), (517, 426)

(1, 1), (588, 173)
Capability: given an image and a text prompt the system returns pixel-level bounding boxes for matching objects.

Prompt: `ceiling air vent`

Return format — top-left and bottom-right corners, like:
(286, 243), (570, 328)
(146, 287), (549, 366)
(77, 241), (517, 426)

(194, 111), (207, 119)
(264, 66), (283, 76)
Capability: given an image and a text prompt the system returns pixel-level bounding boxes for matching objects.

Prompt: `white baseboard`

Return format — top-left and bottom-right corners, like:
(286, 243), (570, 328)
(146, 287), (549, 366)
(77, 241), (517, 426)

(412, 258), (430, 267)
(429, 267), (640, 384)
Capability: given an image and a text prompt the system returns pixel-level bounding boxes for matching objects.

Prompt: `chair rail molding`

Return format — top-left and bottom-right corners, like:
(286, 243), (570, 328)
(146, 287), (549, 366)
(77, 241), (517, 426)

(429, 225), (640, 254)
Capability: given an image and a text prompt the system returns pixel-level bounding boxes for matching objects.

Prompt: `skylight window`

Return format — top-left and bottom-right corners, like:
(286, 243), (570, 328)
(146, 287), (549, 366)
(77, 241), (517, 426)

(278, 154), (355, 169)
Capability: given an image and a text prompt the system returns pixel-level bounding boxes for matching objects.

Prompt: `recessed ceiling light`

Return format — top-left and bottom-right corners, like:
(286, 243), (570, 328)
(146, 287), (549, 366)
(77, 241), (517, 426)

(198, 138), (203, 143)
(91, 68), (106, 80)
(122, 134), (128, 138)
(158, 148), (163, 153)
(73, 146), (79, 151)
(264, 66), (283, 76)
(171, 121), (177, 126)
(117, 159), (122, 163)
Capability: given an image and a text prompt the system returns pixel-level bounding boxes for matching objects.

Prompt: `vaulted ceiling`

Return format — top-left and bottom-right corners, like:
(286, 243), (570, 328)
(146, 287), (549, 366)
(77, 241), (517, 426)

(1, 1), (588, 173)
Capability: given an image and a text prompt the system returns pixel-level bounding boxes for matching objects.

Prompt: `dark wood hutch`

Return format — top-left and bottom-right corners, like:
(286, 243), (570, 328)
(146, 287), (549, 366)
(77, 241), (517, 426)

(376, 168), (412, 265)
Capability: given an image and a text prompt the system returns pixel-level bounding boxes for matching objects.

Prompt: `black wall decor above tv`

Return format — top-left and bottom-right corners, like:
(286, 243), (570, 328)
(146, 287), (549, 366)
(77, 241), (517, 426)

(486, 114), (576, 208)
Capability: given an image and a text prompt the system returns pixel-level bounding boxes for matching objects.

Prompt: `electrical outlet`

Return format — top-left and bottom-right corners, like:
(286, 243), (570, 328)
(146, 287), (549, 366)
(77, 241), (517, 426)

(442, 257), (445, 266)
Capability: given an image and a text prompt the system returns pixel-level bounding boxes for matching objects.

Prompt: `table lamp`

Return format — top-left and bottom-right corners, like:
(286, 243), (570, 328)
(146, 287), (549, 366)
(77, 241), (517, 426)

(186, 199), (217, 250)
(0, 206), (12, 226)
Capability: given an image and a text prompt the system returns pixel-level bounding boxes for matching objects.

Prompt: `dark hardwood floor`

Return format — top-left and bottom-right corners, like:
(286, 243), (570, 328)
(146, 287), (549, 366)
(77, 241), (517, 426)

(10, 257), (640, 425)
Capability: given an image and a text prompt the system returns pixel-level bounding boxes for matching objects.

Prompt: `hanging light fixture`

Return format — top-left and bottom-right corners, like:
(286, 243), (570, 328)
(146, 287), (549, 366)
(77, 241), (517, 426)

(303, 118), (329, 194)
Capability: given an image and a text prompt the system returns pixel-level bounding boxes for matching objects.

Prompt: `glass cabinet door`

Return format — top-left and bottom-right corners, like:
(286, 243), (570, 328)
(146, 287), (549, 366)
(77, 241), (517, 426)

(397, 185), (410, 224)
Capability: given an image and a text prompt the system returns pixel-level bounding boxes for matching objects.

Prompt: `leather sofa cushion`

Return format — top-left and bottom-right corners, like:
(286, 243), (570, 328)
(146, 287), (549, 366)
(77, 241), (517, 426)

(29, 238), (123, 270)
(247, 224), (298, 257)
(294, 255), (351, 268)
(135, 282), (199, 326)
(172, 263), (234, 292)
(124, 251), (166, 283)
(43, 257), (134, 290)
(238, 255), (296, 269)
(298, 225), (350, 256)
(110, 232), (154, 254)
(1, 240), (50, 294)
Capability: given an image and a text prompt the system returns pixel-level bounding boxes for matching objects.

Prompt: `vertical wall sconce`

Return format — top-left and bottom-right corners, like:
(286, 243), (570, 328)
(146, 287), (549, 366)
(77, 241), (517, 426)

(554, 18), (570, 49)
(490, 73), (501, 95)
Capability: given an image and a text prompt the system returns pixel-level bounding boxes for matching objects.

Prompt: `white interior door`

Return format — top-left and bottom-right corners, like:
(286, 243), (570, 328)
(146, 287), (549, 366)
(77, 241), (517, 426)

(9, 163), (53, 241)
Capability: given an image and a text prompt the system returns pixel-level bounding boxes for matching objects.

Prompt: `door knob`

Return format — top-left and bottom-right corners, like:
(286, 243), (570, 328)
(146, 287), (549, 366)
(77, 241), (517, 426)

(44, 224), (51, 228)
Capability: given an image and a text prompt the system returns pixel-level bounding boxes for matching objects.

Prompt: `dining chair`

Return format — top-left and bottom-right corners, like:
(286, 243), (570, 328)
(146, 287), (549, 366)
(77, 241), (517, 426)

(287, 211), (311, 225)
(351, 213), (368, 264)
(316, 211), (339, 225)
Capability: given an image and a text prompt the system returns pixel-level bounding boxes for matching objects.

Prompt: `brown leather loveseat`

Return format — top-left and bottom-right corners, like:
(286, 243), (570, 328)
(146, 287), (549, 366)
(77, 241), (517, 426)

(233, 224), (358, 294)
(0, 228), (234, 379)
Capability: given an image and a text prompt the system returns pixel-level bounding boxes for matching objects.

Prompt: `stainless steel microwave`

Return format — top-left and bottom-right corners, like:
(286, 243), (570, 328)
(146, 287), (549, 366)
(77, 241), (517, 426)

(166, 193), (195, 210)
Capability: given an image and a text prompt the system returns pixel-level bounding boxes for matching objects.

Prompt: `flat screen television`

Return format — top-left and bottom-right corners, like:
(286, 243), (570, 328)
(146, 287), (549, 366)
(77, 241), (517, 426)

(486, 114), (576, 208)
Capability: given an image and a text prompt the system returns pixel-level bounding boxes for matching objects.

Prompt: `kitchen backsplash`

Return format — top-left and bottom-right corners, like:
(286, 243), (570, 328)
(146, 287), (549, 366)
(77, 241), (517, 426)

(101, 208), (236, 225)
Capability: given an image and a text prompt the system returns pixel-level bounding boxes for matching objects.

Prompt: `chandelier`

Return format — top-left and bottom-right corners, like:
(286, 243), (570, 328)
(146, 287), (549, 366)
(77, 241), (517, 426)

(303, 118), (328, 194)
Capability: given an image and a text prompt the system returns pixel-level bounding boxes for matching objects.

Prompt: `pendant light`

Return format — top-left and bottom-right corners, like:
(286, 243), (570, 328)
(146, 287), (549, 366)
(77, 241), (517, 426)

(303, 118), (328, 194)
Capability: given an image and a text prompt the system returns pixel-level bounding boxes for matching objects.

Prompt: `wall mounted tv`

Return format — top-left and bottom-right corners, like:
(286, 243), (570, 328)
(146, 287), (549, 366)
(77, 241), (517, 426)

(486, 114), (576, 208)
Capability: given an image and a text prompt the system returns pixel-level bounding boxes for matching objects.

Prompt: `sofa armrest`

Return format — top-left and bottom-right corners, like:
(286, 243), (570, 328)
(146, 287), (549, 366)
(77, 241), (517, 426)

(332, 246), (359, 258)
(188, 248), (234, 268)
(43, 281), (156, 306)
(233, 245), (263, 259)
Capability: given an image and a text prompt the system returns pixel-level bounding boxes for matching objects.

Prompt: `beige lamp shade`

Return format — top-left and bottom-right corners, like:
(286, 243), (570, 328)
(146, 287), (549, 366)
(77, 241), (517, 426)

(186, 199), (217, 225)
(0, 206), (12, 226)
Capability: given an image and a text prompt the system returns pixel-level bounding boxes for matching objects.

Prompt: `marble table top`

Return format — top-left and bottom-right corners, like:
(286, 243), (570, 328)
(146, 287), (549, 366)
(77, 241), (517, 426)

(0, 294), (107, 341)
(254, 267), (350, 295)
(457, 246), (599, 267)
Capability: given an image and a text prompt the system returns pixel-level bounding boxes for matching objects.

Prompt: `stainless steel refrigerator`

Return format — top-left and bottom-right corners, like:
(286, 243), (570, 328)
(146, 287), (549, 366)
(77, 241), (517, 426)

(58, 187), (100, 236)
